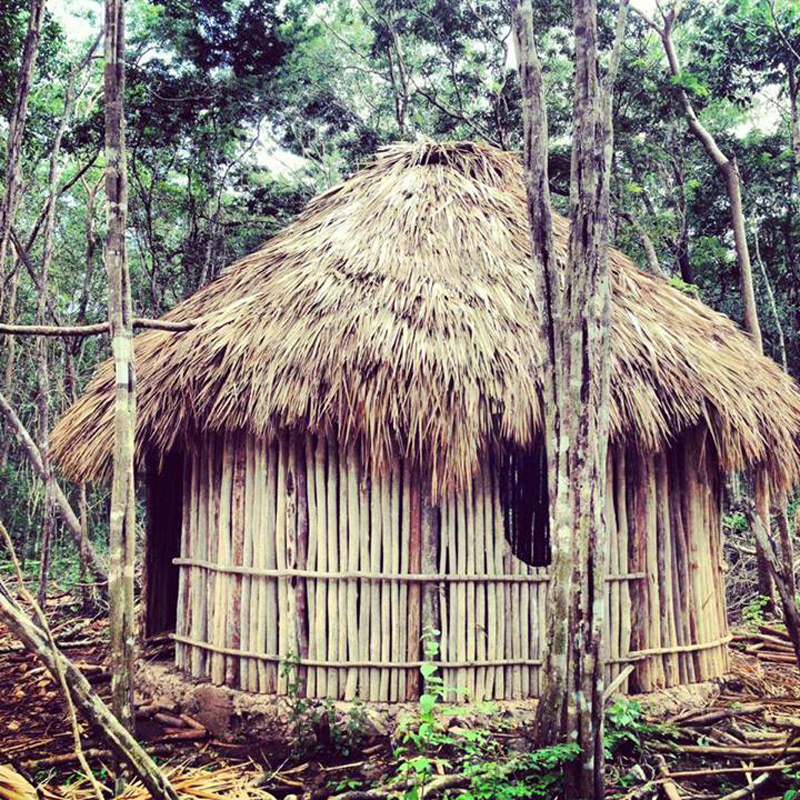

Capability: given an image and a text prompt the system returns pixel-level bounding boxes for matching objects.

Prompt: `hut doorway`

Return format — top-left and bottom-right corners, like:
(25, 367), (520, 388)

(144, 449), (184, 637)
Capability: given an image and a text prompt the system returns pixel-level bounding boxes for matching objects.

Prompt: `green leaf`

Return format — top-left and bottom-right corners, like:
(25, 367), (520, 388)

(420, 662), (437, 680)
(419, 693), (437, 716)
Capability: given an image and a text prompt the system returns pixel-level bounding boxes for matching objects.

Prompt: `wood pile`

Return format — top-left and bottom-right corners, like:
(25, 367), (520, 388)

(733, 623), (800, 666)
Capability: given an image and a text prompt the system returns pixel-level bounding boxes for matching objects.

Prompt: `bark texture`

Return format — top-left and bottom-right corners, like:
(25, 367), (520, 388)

(105, 0), (137, 735)
(512, 0), (627, 795)
(0, 0), (46, 286)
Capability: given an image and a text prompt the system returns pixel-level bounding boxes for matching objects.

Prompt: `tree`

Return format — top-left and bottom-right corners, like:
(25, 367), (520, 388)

(634, 0), (784, 617)
(0, 0), (45, 290)
(104, 0), (136, 738)
(512, 0), (628, 795)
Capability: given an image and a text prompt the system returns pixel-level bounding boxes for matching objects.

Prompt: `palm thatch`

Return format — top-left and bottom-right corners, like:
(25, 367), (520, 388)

(51, 141), (800, 493)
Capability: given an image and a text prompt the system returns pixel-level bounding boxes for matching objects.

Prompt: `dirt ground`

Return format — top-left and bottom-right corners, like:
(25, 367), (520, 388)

(3, 585), (800, 799)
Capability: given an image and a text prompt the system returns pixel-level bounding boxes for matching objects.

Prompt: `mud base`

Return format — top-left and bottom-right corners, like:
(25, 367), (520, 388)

(137, 660), (724, 742)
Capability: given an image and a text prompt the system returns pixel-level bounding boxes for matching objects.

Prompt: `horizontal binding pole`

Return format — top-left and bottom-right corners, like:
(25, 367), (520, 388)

(0, 318), (196, 337)
(170, 634), (543, 668)
(606, 634), (734, 664)
(172, 558), (645, 584)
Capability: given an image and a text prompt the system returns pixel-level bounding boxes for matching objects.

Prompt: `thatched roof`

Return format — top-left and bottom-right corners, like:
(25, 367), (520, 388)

(51, 141), (800, 492)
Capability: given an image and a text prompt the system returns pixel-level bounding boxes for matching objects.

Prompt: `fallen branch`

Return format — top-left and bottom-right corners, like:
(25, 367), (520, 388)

(655, 755), (682, 800)
(644, 757), (800, 784)
(1, 520), (103, 800)
(0, 576), (179, 800)
(20, 744), (172, 772)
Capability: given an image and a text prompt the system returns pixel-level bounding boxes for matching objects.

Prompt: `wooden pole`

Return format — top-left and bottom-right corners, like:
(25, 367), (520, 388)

(358, 455), (371, 698)
(482, 463), (497, 699)
(326, 438), (340, 698)
(105, 0), (136, 735)
(655, 453), (679, 686)
(407, 465), (423, 699)
(345, 447), (360, 700)
(379, 468), (392, 701)
(192, 444), (208, 678)
(492, 466), (507, 699)
(211, 433), (233, 685)
(369, 465), (382, 701)
(389, 466), (402, 701)
(285, 432), (301, 690)
(264, 440), (279, 692)
(472, 475), (486, 701)
(228, 434), (246, 687)
(309, 434), (326, 699)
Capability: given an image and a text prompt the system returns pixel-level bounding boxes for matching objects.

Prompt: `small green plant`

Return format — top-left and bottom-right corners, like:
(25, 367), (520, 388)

(462, 742), (580, 799)
(333, 778), (363, 793)
(326, 698), (370, 757)
(604, 699), (677, 760)
(723, 510), (748, 533)
(281, 653), (321, 756)
(393, 628), (465, 798)
(781, 764), (800, 799)
(281, 655), (370, 758)
(743, 594), (771, 627)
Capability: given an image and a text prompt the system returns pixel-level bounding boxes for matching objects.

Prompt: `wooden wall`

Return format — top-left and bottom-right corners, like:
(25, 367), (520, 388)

(170, 428), (729, 701)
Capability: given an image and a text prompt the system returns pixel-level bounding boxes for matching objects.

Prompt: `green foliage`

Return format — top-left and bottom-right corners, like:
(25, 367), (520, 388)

(670, 71), (710, 98)
(280, 655), (370, 758)
(667, 276), (701, 299)
(743, 594), (772, 627)
(724, 510), (749, 533)
(604, 699), (675, 760)
(461, 743), (581, 800)
(394, 629), (583, 800)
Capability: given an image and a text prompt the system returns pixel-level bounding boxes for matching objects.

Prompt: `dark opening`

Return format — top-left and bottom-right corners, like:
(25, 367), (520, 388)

(144, 448), (183, 637)
(498, 443), (550, 567)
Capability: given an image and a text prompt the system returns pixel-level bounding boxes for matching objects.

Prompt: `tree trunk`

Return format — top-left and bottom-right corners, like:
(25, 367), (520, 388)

(105, 0), (137, 737)
(0, 0), (46, 462)
(750, 504), (800, 667)
(671, 157), (693, 284)
(640, 7), (778, 608)
(512, 0), (627, 795)
(0, 0), (45, 288)
(0, 253), (22, 468)
(752, 222), (788, 371)
(0, 390), (107, 584)
(622, 213), (665, 276)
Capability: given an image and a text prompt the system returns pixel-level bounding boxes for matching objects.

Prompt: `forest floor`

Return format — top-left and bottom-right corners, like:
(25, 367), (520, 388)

(2, 581), (800, 799)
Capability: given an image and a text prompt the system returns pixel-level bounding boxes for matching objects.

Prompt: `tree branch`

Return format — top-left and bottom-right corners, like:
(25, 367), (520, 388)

(0, 390), (106, 585)
(0, 318), (196, 336)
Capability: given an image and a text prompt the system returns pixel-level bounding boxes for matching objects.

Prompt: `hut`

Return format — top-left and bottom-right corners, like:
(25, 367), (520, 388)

(52, 141), (800, 703)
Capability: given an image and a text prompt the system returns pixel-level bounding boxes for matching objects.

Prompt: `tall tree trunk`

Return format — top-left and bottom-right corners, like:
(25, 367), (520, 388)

(0, 0), (45, 288)
(0, 0), (46, 462)
(0, 253), (21, 468)
(671, 156), (693, 283)
(638, 5), (776, 606)
(105, 0), (137, 737)
(512, 0), (627, 795)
